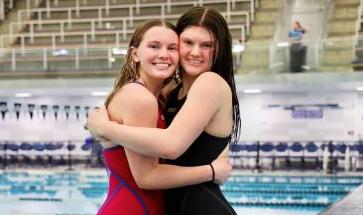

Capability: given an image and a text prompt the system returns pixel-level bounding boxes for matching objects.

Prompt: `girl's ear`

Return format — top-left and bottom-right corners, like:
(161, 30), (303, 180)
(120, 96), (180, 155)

(130, 46), (140, 63)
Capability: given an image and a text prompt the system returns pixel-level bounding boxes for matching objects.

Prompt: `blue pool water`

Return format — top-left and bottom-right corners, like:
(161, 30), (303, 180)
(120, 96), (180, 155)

(225, 175), (363, 215)
(0, 171), (362, 215)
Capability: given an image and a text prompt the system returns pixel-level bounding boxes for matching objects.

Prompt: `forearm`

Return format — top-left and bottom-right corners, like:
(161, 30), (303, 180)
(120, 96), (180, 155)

(218, 146), (229, 158)
(138, 164), (212, 190)
(102, 121), (180, 159)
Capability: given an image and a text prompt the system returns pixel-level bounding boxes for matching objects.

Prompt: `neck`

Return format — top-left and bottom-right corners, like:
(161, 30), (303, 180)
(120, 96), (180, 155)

(180, 73), (197, 98)
(137, 75), (164, 97)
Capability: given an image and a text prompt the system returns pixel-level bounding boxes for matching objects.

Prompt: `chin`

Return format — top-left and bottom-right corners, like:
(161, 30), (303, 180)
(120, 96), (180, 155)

(154, 73), (174, 80)
(185, 69), (205, 76)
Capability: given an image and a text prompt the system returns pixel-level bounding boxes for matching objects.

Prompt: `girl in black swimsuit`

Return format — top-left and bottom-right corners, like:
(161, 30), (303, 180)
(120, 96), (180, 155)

(164, 84), (237, 215)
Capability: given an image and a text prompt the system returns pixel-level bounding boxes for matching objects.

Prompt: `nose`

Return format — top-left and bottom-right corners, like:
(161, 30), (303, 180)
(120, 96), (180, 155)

(158, 47), (168, 59)
(190, 45), (200, 57)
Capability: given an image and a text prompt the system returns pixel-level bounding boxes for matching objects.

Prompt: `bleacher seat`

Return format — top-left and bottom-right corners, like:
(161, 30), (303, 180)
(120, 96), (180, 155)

(259, 141), (274, 169)
(274, 142), (289, 169)
(304, 141), (320, 169)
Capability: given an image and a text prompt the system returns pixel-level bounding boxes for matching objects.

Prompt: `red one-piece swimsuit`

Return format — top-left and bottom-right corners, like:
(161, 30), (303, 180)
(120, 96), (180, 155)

(97, 107), (166, 215)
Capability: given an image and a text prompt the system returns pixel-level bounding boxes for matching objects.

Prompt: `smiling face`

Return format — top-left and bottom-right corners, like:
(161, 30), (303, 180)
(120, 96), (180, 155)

(131, 26), (179, 81)
(178, 26), (216, 77)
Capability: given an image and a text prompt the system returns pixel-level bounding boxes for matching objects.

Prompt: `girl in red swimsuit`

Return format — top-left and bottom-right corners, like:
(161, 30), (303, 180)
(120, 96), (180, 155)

(93, 19), (231, 215)
(97, 101), (166, 215)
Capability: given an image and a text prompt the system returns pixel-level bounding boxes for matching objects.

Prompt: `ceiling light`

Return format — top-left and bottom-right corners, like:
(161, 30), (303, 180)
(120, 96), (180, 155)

(243, 89), (261, 94)
(53, 49), (68, 56)
(277, 42), (289, 47)
(15, 93), (32, 97)
(232, 44), (245, 53)
(91, 92), (108, 96)
(112, 48), (127, 55)
(109, 57), (116, 62)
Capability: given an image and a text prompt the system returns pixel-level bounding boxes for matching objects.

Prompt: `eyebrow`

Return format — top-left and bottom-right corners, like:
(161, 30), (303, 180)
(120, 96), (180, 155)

(180, 37), (215, 45)
(147, 41), (161, 43)
(147, 41), (178, 47)
(148, 41), (178, 45)
(180, 37), (213, 43)
(169, 43), (179, 47)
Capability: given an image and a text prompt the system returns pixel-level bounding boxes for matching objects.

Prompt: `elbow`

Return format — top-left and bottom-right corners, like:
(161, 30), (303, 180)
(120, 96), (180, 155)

(160, 144), (183, 160)
(154, 131), (187, 159)
(134, 176), (153, 190)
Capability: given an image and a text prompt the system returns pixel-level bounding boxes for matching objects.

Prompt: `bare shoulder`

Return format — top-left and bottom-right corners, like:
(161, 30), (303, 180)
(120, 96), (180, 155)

(109, 83), (158, 115)
(191, 71), (231, 96)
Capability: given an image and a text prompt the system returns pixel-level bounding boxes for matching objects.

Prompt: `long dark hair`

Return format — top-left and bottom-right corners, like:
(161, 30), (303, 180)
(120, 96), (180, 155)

(176, 6), (241, 145)
(105, 19), (177, 107)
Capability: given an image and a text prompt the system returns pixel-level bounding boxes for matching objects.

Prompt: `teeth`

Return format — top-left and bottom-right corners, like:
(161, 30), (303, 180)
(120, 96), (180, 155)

(188, 59), (201, 65)
(154, 63), (169, 68)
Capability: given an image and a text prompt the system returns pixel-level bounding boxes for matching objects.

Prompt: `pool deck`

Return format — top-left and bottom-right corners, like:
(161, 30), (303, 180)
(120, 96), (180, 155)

(320, 184), (363, 215)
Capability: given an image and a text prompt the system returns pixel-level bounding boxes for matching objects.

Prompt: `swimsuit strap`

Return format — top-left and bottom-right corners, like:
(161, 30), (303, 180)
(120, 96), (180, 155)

(131, 80), (146, 87)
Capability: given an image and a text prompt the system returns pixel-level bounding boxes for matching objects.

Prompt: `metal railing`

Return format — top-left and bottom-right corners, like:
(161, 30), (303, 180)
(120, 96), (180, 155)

(0, 46), (125, 72)
(0, 0), (4, 20)
(240, 36), (360, 74)
(0, 37), (360, 74)
(353, 0), (363, 59)
(18, 0), (252, 24)
(2, 24), (246, 52)
(0, 0), (14, 20)
(2, 0), (253, 48)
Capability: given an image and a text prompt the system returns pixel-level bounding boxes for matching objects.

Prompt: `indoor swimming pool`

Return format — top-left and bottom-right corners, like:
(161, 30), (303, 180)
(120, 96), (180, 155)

(0, 170), (362, 215)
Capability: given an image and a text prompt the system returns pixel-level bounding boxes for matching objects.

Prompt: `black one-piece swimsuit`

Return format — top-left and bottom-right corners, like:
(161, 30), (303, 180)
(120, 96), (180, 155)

(164, 85), (237, 215)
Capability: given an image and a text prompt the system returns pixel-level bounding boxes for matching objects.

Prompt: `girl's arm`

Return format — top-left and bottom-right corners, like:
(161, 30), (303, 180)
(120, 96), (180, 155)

(107, 84), (230, 189)
(87, 72), (229, 159)
(126, 149), (231, 189)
